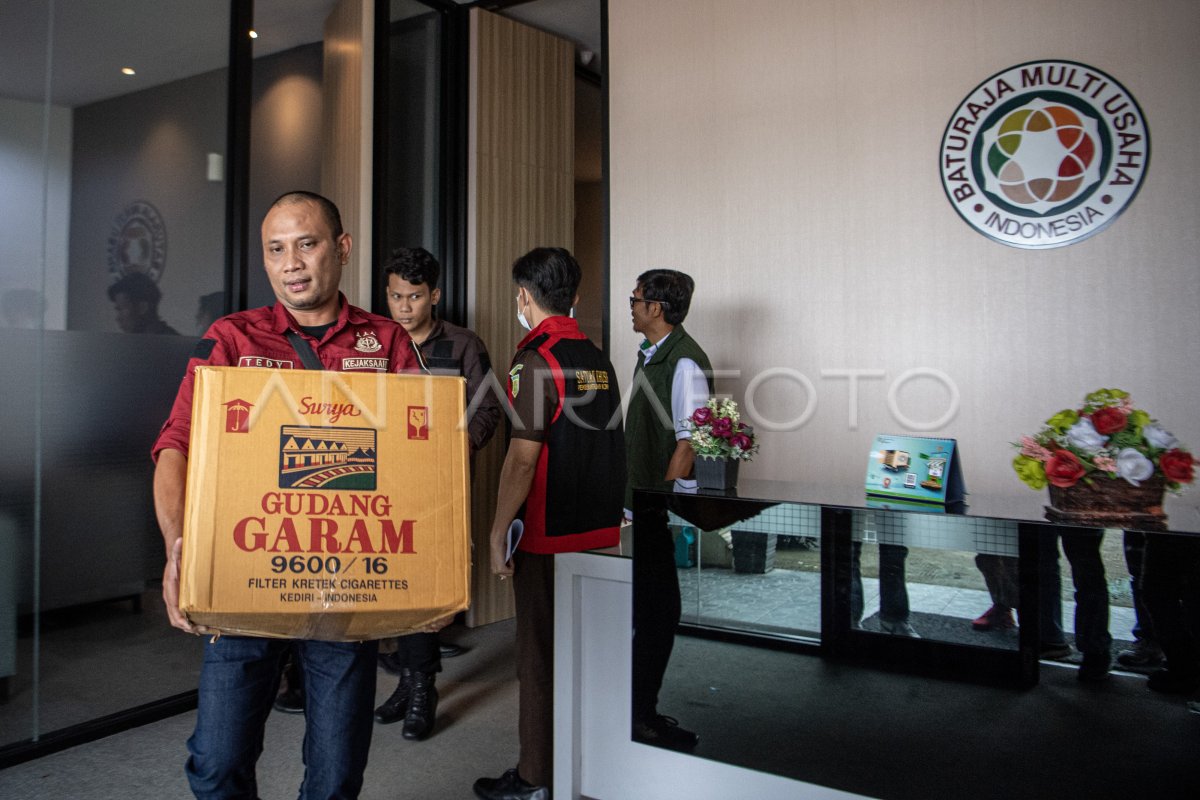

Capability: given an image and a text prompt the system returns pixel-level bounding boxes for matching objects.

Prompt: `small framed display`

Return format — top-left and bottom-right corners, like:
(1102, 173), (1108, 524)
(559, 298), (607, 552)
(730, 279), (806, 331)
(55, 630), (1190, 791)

(864, 434), (965, 508)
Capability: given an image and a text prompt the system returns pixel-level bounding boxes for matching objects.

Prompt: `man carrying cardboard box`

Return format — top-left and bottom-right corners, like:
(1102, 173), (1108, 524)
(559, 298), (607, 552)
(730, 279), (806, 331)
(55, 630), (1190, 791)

(152, 191), (423, 798)
(473, 247), (625, 800)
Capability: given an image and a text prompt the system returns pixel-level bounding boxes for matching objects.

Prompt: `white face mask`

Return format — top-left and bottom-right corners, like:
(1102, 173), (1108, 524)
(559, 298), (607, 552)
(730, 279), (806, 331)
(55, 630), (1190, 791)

(516, 293), (532, 331)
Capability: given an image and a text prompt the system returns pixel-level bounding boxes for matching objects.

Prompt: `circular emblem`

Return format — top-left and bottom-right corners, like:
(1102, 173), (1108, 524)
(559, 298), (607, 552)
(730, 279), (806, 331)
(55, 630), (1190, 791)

(107, 200), (168, 280)
(355, 330), (383, 353)
(939, 60), (1149, 249)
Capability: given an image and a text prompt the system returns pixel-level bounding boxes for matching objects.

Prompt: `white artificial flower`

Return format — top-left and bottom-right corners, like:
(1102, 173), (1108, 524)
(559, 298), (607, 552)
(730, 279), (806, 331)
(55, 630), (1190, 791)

(1143, 424), (1179, 450)
(1116, 447), (1155, 486)
(1066, 418), (1108, 454)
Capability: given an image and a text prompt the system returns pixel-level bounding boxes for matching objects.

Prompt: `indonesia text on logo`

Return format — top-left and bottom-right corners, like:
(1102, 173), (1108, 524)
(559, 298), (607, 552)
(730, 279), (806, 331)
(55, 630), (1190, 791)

(279, 426), (377, 490)
(939, 60), (1149, 249)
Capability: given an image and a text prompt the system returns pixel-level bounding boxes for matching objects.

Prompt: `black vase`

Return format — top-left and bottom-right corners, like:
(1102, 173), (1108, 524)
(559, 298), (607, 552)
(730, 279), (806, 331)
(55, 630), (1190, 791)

(694, 456), (739, 490)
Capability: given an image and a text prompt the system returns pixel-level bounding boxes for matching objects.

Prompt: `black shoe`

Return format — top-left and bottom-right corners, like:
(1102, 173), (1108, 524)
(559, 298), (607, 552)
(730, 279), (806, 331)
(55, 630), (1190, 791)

(1147, 668), (1200, 695)
(473, 768), (549, 800)
(1117, 639), (1165, 669)
(374, 669), (413, 724)
(402, 670), (438, 740)
(273, 686), (305, 714)
(439, 642), (465, 658)
(1039, 642), (1073, 661)
(632, 713), (699, 752)
(879, 619), (921, 638)
(274, 651), (305, 713)
(1077, 653), (1111, 683)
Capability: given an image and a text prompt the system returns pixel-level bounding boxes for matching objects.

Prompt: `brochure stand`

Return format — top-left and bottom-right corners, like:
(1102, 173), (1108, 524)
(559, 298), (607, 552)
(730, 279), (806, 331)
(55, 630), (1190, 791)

(864, 434), (966, 511)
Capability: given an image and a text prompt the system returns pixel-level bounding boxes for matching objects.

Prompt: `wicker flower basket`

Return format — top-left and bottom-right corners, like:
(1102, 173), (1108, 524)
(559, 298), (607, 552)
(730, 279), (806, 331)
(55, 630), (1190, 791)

(1045, 474), (1167, 530)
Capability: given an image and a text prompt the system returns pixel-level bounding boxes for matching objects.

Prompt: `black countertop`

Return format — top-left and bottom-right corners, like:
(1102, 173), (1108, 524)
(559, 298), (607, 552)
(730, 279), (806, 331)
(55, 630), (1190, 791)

(636, 478), (1200, 536)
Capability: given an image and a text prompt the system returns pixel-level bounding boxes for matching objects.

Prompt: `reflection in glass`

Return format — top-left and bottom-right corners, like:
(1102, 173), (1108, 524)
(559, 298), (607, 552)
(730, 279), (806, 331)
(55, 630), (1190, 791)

(637, 490), (1189, 793)
(849, 510), (1028, 648)
(675, 502), (822, 638)
(0, 0), (230, 751)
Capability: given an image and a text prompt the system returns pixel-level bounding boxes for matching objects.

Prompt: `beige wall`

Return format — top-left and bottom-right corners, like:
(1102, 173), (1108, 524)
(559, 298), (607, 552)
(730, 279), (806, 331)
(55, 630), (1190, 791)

(608, 0), (1200, 497)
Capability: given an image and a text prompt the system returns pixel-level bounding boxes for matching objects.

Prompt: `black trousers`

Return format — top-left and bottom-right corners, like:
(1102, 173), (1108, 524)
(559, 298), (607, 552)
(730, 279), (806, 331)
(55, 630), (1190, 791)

(632, 505), (681, 722)
(389, 632), (441, 674)
(1143, 532), (1200, 678)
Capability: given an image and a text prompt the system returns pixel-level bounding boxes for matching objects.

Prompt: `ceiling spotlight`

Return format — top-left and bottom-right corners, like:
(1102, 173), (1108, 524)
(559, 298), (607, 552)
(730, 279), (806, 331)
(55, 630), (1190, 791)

(121, 67), (136, 75)
(249, 30), (258, 39)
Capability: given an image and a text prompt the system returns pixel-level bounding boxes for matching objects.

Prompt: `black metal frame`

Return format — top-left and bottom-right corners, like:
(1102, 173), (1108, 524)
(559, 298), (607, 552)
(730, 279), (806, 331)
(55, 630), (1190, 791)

(224, 0), (253, 317)
(371, 0), (470, 327)
(0, 692), (197, 770)
(599, 0), (611, 356)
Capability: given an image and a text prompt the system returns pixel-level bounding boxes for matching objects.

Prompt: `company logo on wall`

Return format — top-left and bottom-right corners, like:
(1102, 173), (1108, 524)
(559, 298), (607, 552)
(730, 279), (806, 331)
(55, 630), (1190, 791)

(107, 200), (168, 280)
(939, 60), (1148, 249)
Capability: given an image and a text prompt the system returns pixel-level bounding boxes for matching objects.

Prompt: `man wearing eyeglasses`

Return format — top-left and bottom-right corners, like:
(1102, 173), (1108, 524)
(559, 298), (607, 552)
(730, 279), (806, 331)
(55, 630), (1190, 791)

(624, 269), (712, 752)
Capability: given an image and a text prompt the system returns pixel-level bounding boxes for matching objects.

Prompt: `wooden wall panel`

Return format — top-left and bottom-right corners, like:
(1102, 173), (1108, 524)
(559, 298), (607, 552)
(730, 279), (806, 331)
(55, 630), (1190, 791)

(466, 8), (575, 626)
(321, 0), (373, 308)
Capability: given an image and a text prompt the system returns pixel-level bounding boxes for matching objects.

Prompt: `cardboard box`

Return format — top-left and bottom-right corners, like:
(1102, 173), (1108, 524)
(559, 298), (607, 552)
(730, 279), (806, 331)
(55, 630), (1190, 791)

(179, 366), (470, 640)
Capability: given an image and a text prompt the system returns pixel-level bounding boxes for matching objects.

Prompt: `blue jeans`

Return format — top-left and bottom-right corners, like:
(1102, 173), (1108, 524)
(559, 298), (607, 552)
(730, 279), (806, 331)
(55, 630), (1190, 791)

(186, 636), (378, 799)
(1038, 532), (1067, 647)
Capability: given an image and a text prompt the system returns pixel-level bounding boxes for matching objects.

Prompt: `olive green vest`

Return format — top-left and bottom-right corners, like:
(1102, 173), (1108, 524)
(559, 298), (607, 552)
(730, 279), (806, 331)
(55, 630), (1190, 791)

(624, 325), (714, 508)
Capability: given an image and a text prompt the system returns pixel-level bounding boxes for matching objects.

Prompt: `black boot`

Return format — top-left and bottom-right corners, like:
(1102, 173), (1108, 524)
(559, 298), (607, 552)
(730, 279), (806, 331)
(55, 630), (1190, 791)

(273, 651), (305, 714)
(402, 670), (438, 740)
(374, 668), (413, 724)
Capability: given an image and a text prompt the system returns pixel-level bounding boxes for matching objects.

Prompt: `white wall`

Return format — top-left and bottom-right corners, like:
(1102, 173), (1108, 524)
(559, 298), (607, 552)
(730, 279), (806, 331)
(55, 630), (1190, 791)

(608, 0), (1200, 498)
(0, 96), (71, 330)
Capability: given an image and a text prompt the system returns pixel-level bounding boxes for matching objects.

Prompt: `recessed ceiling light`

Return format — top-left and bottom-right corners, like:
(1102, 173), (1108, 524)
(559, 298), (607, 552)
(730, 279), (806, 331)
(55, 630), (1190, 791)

(121, 67), (136, 75)
(249, 30), (258, 39)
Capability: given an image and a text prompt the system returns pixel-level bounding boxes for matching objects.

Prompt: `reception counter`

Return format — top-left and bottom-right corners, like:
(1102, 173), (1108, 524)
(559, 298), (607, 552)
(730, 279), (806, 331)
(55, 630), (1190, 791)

(552, 480), (1200, 798)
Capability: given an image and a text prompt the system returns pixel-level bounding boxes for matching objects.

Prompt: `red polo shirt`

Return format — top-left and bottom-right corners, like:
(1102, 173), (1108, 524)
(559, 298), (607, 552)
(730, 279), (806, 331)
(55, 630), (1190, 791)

(152, 295), (418, 460)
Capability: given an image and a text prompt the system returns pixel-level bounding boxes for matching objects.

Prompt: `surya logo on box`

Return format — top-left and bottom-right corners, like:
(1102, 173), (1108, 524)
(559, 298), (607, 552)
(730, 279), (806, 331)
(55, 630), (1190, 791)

(279, 426), (377, 490)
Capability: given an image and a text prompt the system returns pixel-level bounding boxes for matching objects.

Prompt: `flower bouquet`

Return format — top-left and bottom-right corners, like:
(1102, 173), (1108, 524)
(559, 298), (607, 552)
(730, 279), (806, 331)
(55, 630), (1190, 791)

(683, 398), (759, 489)
(1012, 388), (1194, 529)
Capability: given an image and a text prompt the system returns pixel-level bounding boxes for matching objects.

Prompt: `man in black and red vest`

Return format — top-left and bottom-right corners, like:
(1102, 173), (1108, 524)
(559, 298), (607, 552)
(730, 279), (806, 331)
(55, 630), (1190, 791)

(473, 247), (625, 800)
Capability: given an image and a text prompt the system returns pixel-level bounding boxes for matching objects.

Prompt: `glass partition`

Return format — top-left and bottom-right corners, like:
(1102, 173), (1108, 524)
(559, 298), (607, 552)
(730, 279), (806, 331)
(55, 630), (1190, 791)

(0, 0), (230, 753)
(675, 502), (823, 639)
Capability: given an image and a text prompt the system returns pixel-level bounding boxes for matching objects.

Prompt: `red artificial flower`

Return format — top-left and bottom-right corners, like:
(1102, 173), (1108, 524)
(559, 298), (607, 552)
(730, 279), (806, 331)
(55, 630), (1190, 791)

(730, 433), (753, 451)
(711, 416), (734, 438)
(691, 407), (713, 425)
(1045, 450), (1086, 488)
(1160, 449), (1195, 484)
(1090, 406), (1127, 435)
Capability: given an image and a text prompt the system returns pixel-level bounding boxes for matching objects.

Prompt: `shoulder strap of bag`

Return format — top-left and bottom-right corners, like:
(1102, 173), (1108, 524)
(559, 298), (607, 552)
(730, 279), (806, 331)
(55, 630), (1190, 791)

(285, 329), (325, 371)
